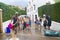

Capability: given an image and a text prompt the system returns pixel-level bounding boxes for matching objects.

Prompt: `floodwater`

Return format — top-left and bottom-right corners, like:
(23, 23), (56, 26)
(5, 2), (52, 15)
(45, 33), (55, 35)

(0, 21), (60, 40)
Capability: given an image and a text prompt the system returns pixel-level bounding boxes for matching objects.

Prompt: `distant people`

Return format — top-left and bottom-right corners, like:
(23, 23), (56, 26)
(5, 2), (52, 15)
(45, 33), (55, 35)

(46, 15), (51, 30)
(39, 17), (42, 32)
(35, 18), (38, 24)
(35, 18), (40, 30)
(11, 12), (20, 34)
(43, 14), (51, 30)
(23, 16), (26, 31)
(39, 17), (42, 26)
(29, 17), (31, 27)
(21, 18), (24, 30)
(26, 17), (29, 28)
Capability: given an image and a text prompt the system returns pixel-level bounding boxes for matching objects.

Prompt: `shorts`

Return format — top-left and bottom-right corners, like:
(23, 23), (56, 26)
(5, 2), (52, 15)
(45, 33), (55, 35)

(26, 23), (29, 27)
(14, 23), (20, 27)
(47, 22), (51, 26)
(23, 22), (26, 30)
(43, 24), (47, 27)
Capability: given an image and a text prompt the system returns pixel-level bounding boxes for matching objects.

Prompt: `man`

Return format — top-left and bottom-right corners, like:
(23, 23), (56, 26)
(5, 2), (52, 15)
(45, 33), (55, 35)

(23, 16), (26, 30)
(46, 15), (51, 30)
(11, 12), (20, 34)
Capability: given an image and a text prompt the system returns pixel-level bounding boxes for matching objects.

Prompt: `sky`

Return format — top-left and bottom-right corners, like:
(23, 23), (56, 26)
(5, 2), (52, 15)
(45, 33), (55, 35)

(0, 0), (28, 8)
(0, 0), (55, 8)
(36, 0), (55, 7)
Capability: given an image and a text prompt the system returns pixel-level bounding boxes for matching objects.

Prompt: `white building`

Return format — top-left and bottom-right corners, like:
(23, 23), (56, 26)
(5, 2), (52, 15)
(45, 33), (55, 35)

(27, 0), (55, 22)
(27, 0), (38, 21)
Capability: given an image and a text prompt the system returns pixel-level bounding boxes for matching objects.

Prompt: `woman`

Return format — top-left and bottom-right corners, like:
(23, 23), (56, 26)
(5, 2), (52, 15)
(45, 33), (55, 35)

(43, 18), (47, 29)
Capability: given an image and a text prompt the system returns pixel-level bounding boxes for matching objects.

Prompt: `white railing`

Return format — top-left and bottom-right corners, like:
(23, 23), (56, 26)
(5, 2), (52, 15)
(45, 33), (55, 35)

(2, 20), (60, 33)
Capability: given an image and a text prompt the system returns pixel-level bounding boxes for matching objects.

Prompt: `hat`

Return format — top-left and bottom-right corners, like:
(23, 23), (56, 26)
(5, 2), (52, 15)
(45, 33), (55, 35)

(43, 14), (46, 17)
(15, 12), (18, 14)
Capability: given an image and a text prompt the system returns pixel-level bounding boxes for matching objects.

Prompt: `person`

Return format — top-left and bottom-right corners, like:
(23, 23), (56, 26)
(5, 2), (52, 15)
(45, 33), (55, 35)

(28, 17), (31, 27)
(23, 16), (26, 31)
(35, 18), (38, 24)
(35, 18), (39, 30)
(28, 17), (31, 32)
(43, 14), (47, 29)
(46, 15), (51, 30)
(43, 18), (47, 29)
(39, 17), (42, 32)
(6, 27), (11, 36)
(11, 12), (20, 34)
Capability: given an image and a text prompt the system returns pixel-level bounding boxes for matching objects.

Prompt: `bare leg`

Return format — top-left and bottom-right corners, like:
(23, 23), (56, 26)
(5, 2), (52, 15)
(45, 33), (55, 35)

(40, 25), (42, 32)
(48, 26), (50, 30)
(44, 26), (46, 29)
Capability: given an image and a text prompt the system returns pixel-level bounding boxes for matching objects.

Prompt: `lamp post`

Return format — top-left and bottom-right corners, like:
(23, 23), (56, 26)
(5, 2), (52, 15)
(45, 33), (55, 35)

(0, 9), (3, 33)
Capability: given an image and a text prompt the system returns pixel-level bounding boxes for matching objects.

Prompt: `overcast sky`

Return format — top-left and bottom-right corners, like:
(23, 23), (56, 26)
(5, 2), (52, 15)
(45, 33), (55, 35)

(0, 0), (55, 8)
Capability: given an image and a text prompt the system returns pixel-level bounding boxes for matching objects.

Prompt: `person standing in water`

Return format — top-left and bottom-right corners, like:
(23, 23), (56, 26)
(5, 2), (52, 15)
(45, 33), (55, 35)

(43, 14), (47, 29)
(23, 16), (26, 31)
(39, 17), (42, 32)
(11, 12), (20, 34)
(46, 15), (51, 30)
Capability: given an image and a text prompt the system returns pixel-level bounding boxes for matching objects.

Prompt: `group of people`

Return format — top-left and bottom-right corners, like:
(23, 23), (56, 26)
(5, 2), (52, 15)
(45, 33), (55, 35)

(35, 16), (42, 32)
(35, 14), (51, 32)
(6, 12), (51, 36)
(6, 12), (31, 35)
(43, 14), (51, 30)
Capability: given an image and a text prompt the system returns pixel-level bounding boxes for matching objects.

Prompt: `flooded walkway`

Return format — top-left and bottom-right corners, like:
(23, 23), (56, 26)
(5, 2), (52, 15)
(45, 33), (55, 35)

(0, 21), (60, 40)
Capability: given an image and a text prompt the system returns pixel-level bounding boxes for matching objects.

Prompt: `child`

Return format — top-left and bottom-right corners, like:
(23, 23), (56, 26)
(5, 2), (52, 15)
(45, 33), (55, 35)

(5, 27), (11, 40)
(6, 22), (13, 36)
(6, 27), (11, 36)
(8, 22), (13, 29)
(29, 18), (31, 27)
(43, 18), (47, 29)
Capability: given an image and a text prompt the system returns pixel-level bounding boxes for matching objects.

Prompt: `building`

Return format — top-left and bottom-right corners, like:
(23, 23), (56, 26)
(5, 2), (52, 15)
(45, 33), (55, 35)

(27, 0), (38, 21)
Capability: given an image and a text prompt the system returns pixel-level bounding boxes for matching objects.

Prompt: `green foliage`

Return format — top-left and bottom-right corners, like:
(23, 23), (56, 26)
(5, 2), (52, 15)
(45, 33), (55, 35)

(0, 2), (26, 22)
(38, 2), (60, 22)
(54, 0), (60, 3)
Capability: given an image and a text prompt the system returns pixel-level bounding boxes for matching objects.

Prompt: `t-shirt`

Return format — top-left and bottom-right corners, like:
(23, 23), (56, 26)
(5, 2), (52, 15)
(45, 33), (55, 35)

(24, 18), (26, 22)
(8, 23), (13, 29)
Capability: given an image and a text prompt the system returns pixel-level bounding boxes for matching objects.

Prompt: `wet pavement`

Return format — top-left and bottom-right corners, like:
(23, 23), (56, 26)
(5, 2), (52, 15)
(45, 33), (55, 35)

(0, 22), (60, 40)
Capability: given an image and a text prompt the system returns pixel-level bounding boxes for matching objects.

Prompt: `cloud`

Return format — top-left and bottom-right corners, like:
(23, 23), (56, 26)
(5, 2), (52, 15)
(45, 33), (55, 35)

(0, 0), (28, 8)
(36, 0), (55, 7)
(0, 0), (55, 8)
